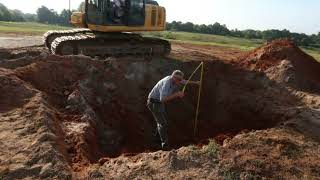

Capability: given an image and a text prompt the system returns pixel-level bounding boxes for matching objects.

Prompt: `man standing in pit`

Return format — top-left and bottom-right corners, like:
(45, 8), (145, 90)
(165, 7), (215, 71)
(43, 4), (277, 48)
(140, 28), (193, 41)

(147, 70), (199, 150)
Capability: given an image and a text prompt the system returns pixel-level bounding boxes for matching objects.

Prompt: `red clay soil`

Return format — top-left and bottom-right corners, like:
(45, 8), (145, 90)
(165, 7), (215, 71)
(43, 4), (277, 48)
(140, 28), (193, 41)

(2, 41), (320, 179)
(170, 42), (243, 62)
(238, 39), (320, 85)
(5, 40), (320, 174)
(11, 54), (290, 174)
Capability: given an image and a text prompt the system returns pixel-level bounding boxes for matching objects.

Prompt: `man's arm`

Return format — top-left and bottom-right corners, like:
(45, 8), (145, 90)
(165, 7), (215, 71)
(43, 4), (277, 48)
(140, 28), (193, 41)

(188, 81), (201, 85)
(160, 80), (185, 103)
(161, 91), (184, 103)
(181, 80), (200, 86)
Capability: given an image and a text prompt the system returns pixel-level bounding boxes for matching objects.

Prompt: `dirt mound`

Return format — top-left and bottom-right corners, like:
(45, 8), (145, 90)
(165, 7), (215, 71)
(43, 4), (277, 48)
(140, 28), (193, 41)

(0, 47), (42, 60)
(239, 39), (320, 93)
(0, 68), (71, 179)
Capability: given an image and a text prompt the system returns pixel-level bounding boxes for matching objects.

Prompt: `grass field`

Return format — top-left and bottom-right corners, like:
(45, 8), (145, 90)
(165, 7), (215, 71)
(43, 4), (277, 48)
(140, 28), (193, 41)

(302, 47), (320, 61)
(147, 31), (320, 61)
(145, 31), (264, 50)
(0, 21), (71, 35)
(0, 21), (319, 61)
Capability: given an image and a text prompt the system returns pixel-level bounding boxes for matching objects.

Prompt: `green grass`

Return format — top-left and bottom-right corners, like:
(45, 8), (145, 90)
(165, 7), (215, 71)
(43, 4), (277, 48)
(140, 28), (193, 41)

(302, 48), (320, 61)
(203, 139), (220, 157)
(146, 31), (320, 61)
(0, 21), (71, 35)
(0, 21), (319, 61)
(145, 31), (264, 50)
(187, 139), (220, 158)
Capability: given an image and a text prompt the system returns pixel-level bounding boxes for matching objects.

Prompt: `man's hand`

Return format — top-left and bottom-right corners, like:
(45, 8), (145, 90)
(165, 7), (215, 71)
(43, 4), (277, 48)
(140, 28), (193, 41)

(194, 81), (201, 86)
(176, 91), (185, 98)
(188, 81), (201, 86)
(161, 91), (185, 103)
(181, 80), (201, 86)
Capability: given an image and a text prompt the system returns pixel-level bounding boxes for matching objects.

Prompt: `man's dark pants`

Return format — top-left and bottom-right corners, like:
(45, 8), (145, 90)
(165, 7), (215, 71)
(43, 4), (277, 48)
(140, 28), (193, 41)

(147, 101), (169, 149)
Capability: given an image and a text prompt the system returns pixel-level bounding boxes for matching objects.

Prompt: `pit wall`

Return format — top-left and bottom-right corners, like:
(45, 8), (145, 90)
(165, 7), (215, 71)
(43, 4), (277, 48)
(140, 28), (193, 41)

(13, 55), (304, 163)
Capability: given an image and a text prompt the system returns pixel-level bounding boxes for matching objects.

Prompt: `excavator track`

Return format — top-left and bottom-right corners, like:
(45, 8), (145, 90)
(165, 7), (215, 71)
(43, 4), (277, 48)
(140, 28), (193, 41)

(43, 28), (91, 50)
(49, 32), (171, 57)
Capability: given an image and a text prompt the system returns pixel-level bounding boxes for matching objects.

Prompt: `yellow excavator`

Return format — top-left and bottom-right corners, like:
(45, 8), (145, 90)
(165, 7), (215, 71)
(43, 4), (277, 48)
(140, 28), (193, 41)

(44, 0), (170, 57)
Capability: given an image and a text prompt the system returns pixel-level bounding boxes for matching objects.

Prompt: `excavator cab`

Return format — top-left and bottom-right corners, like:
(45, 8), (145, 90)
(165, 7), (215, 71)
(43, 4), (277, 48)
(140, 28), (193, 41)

(71, 0), (166, 32)
(87, 0), (145, 26)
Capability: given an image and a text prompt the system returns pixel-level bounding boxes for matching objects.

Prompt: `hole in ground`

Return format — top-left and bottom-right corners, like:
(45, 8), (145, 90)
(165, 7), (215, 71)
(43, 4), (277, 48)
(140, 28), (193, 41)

(15, 56), (297, 170)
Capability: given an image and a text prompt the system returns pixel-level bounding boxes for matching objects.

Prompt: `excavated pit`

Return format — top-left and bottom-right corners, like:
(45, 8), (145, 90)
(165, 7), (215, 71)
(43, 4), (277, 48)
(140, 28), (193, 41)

(9, 53), (300, 171)
(2, 39), (320, 179)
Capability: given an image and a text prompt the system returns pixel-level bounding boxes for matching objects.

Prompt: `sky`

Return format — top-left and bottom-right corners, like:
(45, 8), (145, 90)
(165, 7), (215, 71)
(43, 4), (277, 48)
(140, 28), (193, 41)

(0, 0), (319, 35)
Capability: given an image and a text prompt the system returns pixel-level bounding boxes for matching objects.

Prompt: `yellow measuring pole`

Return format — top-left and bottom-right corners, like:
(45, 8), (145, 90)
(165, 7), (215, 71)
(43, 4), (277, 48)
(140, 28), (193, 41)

(182, 62), (203, 92)
(182, 62), (204, 137)
(194, 62), (204, 137)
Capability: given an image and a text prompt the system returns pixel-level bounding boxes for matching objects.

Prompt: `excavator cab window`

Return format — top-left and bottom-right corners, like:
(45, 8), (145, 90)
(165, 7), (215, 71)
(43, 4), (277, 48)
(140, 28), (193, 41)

(127, 0), (145, 26)
(109, 0), (126, 25)
(87, 0), (105, 24)
(86, 0), (145, 26)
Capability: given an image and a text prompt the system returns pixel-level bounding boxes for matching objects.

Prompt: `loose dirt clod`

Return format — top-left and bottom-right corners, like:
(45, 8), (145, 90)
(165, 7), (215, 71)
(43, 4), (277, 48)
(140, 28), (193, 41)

(1, 40), (320, 179)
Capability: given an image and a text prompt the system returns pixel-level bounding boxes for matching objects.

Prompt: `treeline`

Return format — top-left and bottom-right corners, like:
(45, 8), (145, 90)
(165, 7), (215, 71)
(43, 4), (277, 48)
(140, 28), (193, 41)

(0, 3), (71, 26)
(36, 6), (71, 26)
(1, 3), (320, 47)
(0, 3), (36, 22)
(167, 21), (320, 47)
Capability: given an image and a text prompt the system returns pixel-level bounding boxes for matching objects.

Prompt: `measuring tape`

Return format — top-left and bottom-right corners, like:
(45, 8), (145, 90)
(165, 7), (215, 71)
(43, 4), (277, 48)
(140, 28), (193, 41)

(182, 62), (204, 137)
